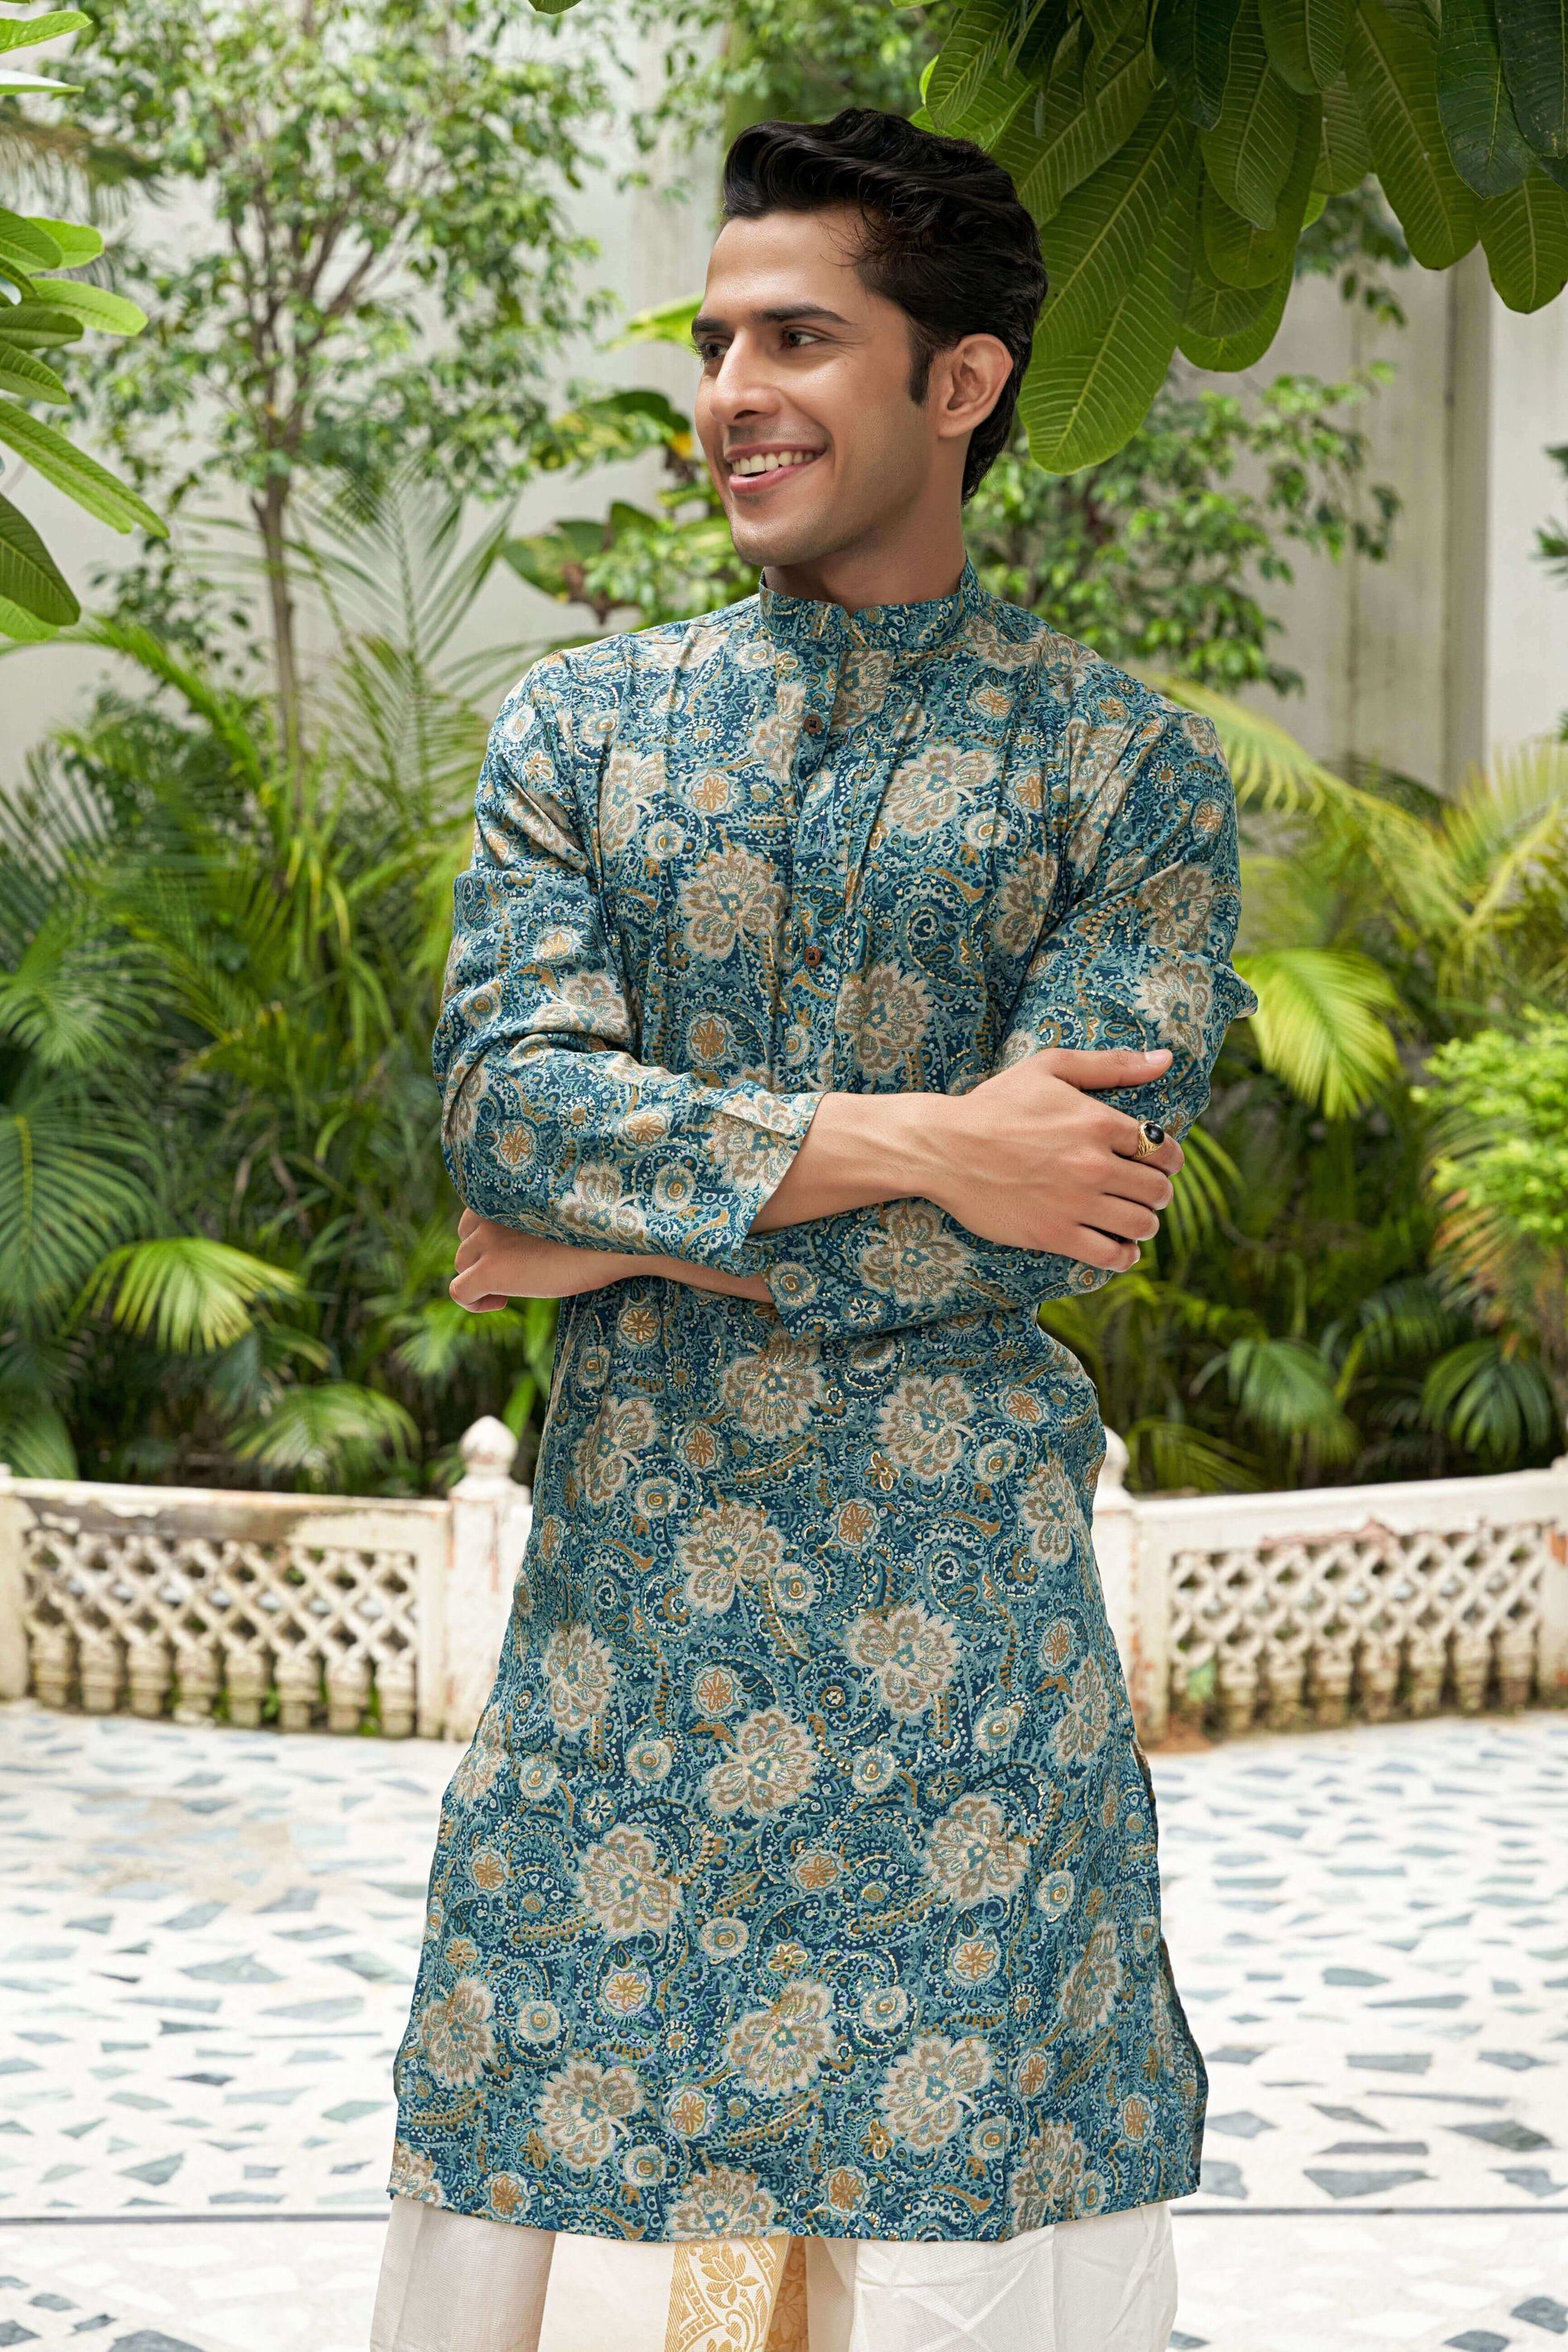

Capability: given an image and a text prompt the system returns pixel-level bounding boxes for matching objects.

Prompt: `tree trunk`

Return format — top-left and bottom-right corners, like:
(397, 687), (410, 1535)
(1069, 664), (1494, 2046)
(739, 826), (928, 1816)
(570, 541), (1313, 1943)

(254, 475), (301, 786)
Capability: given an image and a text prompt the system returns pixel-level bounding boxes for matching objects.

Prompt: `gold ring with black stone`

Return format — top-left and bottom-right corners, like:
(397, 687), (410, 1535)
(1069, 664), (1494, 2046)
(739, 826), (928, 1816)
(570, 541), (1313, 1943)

(1134, 1120), (1166, 1161)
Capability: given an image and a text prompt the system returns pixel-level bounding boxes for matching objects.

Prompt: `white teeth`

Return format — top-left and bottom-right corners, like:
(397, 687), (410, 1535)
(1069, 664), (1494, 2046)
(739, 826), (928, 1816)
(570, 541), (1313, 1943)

(731, 450), (818, 476)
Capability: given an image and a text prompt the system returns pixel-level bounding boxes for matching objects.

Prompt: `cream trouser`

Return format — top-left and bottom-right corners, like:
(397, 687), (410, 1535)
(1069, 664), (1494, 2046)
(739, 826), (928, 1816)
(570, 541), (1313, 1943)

(371, 2194), (1177, 2352)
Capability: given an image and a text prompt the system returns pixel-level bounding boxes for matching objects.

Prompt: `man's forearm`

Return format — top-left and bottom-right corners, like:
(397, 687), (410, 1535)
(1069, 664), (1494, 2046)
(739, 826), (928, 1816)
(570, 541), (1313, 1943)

(744, 1047), (1181, 1267)
(749, 1091), (954, 1232)
(641, 1255), (772, 1301)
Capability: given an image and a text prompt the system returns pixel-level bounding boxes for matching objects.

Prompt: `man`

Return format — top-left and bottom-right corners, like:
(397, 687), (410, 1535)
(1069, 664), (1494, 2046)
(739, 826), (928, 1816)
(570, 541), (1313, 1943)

(374, 106), (1253, 2352)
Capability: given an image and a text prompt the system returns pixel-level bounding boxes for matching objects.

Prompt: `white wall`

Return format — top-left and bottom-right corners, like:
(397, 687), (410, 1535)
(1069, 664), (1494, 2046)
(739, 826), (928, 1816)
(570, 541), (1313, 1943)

(1199, 250), (1568, 790)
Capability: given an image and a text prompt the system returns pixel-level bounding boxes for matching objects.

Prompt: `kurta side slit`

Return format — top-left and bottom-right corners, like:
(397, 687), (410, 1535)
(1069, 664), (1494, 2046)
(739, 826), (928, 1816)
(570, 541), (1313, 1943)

(390, 560), (1255, 2246)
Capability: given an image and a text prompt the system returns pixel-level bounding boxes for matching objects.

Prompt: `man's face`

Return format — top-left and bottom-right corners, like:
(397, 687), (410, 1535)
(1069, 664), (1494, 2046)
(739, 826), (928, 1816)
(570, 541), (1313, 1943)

(692, 206), (948, 576)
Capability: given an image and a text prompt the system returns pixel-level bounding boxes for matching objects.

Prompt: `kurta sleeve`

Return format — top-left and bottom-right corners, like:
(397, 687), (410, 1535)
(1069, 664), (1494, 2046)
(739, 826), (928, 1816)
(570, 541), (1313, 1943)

(746, 703), (1256, 1339)
(434, 662), (820, 1269)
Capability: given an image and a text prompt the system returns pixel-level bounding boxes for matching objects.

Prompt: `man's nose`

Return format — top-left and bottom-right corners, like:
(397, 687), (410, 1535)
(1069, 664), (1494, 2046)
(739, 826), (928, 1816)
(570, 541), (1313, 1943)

(706, 337), (780, 423)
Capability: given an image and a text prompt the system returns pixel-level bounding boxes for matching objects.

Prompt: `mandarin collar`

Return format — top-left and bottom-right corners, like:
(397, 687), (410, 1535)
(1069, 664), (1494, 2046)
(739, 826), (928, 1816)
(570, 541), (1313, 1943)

(756, 558), (986, 655)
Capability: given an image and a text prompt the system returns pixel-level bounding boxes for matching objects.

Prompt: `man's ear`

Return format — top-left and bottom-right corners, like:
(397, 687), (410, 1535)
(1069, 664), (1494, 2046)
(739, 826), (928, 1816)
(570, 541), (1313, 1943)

(934, 334), (1014, 441)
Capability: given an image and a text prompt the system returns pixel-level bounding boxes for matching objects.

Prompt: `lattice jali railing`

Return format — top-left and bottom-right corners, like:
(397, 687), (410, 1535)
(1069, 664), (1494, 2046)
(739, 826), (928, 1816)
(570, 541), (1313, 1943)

(1164, 1517), (1552, 1736)
(0, 1427), (529, 1740)
(1087, 1458), (1568, 1743)
(20, 1520), (424, 1736)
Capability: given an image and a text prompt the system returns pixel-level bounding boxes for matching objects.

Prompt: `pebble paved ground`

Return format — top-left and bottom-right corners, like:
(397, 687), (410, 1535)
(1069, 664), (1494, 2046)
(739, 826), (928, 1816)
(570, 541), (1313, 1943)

(0, 1699), (1562, 2350)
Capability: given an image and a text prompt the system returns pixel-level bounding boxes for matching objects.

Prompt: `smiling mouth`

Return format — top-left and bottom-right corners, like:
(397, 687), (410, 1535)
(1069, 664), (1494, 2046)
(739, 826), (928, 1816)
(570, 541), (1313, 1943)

(727, 450), (824, 491)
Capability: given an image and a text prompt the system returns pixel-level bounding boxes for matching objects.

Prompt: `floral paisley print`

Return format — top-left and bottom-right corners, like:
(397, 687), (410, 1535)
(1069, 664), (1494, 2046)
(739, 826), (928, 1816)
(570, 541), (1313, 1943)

(392, 559), (1255, 2243)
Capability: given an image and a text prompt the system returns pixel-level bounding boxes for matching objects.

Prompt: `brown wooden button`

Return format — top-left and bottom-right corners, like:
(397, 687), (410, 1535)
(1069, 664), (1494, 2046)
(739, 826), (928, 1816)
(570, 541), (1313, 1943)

(803, 943), (823, 967)
(803, 711), (823, 735)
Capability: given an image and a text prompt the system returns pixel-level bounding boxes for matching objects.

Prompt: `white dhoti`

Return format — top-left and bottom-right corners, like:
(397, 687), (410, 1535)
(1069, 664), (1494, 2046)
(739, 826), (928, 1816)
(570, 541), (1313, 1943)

(371, 2196), (1177, 2352)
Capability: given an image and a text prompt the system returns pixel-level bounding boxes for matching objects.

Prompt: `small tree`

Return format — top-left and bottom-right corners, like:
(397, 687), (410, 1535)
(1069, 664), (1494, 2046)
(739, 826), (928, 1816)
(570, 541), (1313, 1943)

(70, 0), (611, 753)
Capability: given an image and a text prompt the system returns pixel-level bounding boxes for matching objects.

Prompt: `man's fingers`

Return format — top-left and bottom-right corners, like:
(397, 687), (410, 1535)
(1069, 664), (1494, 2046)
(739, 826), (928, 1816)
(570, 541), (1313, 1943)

(1067, 1226), (1142, 1273)
(457, 1207), (481, 1240)
(1084, 1197), (1161, 1243)
(450, 1261), (489, 1306)
(452, 1290), (508, 1314)
(1093, 1110), (1184, 1178)
(1100, 1161), (1175, 1210)
(1046, 1047), (1172, 1092)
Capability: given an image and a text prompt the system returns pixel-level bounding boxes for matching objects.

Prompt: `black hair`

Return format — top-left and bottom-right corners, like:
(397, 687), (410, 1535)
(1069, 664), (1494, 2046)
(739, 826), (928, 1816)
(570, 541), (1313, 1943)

(720, 107), (1047, 502)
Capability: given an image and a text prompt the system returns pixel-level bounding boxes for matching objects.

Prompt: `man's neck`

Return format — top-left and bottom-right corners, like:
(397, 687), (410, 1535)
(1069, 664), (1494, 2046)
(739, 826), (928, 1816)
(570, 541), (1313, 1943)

(760, 521), (969, 614)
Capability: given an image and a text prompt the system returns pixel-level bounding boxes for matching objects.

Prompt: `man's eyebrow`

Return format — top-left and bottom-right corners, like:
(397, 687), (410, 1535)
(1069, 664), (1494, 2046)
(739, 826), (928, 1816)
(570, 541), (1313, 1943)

(689, 303), (855, 341)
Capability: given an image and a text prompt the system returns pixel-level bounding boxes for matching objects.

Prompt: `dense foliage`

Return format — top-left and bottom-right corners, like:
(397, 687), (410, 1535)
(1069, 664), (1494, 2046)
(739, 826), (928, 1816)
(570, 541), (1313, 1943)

(916, 0), (1568, 467)
(1418, 1014), (1568, 1437)
(578, 0), (1568, 470)
(0, 483), (555, 1489)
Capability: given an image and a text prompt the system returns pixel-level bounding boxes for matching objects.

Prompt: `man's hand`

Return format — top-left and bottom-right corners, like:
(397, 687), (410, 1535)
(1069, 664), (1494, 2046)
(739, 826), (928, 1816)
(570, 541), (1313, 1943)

(450, 1213), (640, 1311)
(450, 1210), (773, 1312)
(749, 1046), (1184, 1273)
(926, 1047), (1184, 1272)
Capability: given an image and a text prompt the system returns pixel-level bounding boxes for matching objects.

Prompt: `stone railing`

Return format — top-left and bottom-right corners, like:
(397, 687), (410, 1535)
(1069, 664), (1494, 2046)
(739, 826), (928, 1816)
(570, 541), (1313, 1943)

(2, 1422), (1564, 1744)
(1092, 1436), (1568, 1740)
(0, 1418), (531, 1744)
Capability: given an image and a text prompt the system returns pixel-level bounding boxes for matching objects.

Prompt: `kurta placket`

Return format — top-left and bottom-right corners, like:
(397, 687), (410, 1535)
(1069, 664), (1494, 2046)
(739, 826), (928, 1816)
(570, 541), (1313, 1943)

(395, 562), (1255, 2250)
(788, 612), (850, 1087)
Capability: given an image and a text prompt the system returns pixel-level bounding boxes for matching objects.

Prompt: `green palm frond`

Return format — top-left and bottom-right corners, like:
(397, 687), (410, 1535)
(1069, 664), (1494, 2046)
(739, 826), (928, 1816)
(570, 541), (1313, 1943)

(1351, 1276), (1463, 1371)
(391, 1293), (529, 1383)
(0, 912), (154, 1070)
(77, 619), (270, 790)
(1125, 1417), (1264, 1493)
(0, 1081), (156, 1317)
(1237, 944), (1403, 1118)
(1439, 738), (1568, 902)
(0, 1391), (77, 1479)
(1422, 1337), (1559, 1461)
(1195, 1334), (1360, 1461)
(83, 1238), (302, 1354)
(1156, 678), (1450, 934)
(287, 468), (517, 817)
(201, 1322), (330, 1423)
(1160, 1125), (1240, 1259)
(297, 467), (512, 670)
(1435, 739), (1568, 995)
(232, 1382), (418, 1489)
(330, 631), (493, 815)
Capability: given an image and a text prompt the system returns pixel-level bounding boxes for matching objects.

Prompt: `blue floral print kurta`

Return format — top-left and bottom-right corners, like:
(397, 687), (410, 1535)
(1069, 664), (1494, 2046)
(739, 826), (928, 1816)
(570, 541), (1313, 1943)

(392, 558), (1255, 2246)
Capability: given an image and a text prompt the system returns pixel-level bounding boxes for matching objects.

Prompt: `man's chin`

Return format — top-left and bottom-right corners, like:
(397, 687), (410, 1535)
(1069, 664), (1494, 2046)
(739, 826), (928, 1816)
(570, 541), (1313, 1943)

(728, 504), (848, 575)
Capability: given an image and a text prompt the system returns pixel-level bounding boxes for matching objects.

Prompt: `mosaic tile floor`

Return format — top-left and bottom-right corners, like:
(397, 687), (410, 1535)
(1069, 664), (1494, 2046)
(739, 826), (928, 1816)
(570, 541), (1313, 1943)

(1158, 1713), (1566, 2219)
(0, 1700), (1562, 2350)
